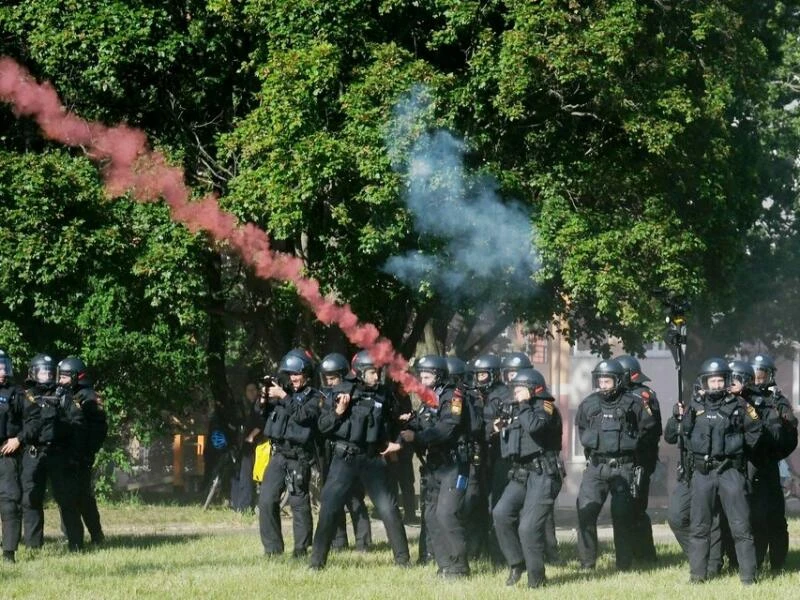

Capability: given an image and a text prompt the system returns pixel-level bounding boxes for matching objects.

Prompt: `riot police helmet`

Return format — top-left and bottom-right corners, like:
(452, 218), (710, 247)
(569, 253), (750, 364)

(509, 368), (552, 400)
(698, 357), (731, 400)
(28, 353), (55, 385)
(616, 354), (651, 387)
(445, 356), (467, 385)
(56, 356), (88, 389)
(751, 354), (777, 388)
(591, 359), (625, 398)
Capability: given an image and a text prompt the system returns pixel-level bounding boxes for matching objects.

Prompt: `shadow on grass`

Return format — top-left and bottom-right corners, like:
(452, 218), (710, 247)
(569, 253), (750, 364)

(93, 533), (205, 551)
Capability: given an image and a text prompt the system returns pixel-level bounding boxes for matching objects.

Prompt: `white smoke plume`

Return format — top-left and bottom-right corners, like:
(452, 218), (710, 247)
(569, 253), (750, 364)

(384, 86), (540, 303)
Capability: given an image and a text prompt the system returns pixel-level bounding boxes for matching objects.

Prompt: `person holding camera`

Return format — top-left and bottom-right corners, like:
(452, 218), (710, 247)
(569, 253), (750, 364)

(308, 351), (409, 570)
(491, 368), (563, 589)
(258, 350), (322, 558)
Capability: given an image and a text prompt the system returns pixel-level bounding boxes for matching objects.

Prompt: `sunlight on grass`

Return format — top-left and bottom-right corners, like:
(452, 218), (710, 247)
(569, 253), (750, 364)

(5, 505), (800, 599)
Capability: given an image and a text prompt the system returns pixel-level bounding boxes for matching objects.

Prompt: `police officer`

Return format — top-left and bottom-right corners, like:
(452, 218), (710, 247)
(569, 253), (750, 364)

(617, 354), (660, 564)
(401, 355), (470, 578)
(747, 354), (798, 571)
(501, 352), (561, 565)
(258, 350), (321, 557)
(474, 354), (512, 566)
(447, 356), (486, 560)
(492, 369), (562, 589)
(21, 354), (85, 551)
(309, 352), (410, 569)
(0, 350), (25, 562)
(318, 352), (371, 552)
(57, 356), (107, 545)
(576, 358), (657, 571)
(683, 358), (762, 584)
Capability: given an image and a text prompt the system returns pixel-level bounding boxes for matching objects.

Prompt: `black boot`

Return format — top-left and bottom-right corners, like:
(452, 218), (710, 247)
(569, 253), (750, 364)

(505, 564), (524, 586)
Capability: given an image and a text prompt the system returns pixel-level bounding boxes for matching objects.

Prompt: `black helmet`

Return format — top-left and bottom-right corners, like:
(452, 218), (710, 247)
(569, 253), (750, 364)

(591, 359), (625, 398)
(351, 349), (380, 380)
(28, 353), (55, 385)
(501, 352), (533, 383)
(698, 357), (731, 400)
(616, 354), (651, 387)
(751, 354), (776, 387)
(445, 356), (467, 385)
(509, 368), (552, 400)
(415, 355), (448, 387)
(0, 350), (12, 381)
(57, 356), (88, 388)
(728, 360), (754, 387)
(469, 354), (501, 389)
(320, 353), (349, 376)
(278, 349), (314, 376)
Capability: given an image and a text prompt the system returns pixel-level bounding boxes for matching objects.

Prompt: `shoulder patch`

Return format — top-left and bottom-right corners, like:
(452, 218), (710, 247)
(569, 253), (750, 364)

(745, 403), (759, 421)
(543, 400), (554, 415)
(451, 394), (462, 416)
(642, 399), (652, 416)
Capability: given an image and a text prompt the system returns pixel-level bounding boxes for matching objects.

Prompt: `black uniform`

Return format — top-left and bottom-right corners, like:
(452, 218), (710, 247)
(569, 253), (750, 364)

(72, 385), (107, 543)
(627, 383), (661, 563)
(258, 385), (321, 556)
(492, 396), (562, 587)
(21, 383), (85, 550)
(319, 380), (371, 552)
(683, 392), (762, 583)
(746, 387), (797, 571)
(481, 382), (513, 564)
(310, 383), (409, 568)
(461, 386), (488, 559)
(0, 382), (25, 557)
(575, 390), (657, 570)
(410, 385), (471, 577)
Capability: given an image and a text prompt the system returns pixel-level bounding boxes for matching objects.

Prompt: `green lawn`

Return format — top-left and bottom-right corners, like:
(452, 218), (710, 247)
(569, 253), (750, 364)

(7, 505), (800, 599)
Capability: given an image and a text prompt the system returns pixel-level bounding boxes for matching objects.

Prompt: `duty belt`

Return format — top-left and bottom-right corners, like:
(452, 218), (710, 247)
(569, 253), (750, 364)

(333, 440), (377, 460)
(693, 454), (743, 475)
(590, 454), (635, 468)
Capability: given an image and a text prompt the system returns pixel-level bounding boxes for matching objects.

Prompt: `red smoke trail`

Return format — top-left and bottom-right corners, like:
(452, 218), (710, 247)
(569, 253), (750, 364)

(0, 57), (436, 407)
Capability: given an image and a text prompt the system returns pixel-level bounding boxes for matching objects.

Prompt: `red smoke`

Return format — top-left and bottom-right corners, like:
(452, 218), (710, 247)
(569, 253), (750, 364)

(0, 57), (436, 407)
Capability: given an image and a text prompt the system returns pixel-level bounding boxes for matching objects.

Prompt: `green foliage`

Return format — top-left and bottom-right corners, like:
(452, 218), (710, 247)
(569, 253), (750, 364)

(1, 0), (799, 476)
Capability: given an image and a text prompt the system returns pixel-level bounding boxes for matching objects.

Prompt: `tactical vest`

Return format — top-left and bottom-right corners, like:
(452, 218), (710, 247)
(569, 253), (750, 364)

(499, 401), (545, 460)
(264, 389), (313, 445)
(0, 386), (19, 441)
(580, 395), (638, 455)
(688, 398), (744, 458)
(332, 390), (384, 445)
(30, 387), (73, 445)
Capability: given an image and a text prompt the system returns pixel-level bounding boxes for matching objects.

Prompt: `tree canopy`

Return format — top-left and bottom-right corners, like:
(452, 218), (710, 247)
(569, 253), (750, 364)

(1, 0), (799, 460)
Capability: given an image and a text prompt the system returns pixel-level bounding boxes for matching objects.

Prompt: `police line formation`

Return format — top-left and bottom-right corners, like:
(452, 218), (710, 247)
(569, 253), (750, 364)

(0, 347), (793, 589)
(255, 349), (797, 588)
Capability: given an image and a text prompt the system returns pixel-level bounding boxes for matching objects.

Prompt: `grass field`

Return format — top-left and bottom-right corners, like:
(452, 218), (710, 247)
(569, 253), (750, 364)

(7, 503), (800, 599)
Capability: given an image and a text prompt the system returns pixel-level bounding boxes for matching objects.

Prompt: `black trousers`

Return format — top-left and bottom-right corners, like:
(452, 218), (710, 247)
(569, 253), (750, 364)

(21, 449), (83, 550)
(630, 469), (657, 562)
(668, 477), (725, 576)
(311, 453), (409, 567)
(463, 459), (489, 558)
(231, 451), (256, 512)
(258, 452), (312, 554)
(689, 467), (756, 582)
(0, 454), (21, 552)
(486, 453), (510, 565)
(750, 464), (788, 570)
(576, 462), (635, 570)
(425, 463), (469, 575)
(386, 446), (416, 518)
(332, 480), (372, 550)
(76, 460), (103, 542)
(493, 469), (561, 585)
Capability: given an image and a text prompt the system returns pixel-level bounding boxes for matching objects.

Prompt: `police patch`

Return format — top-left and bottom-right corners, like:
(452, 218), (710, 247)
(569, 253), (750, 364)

(746, 404), (759, 421)
(451, 395), (462, 416)
(543, 400), (554, 415)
